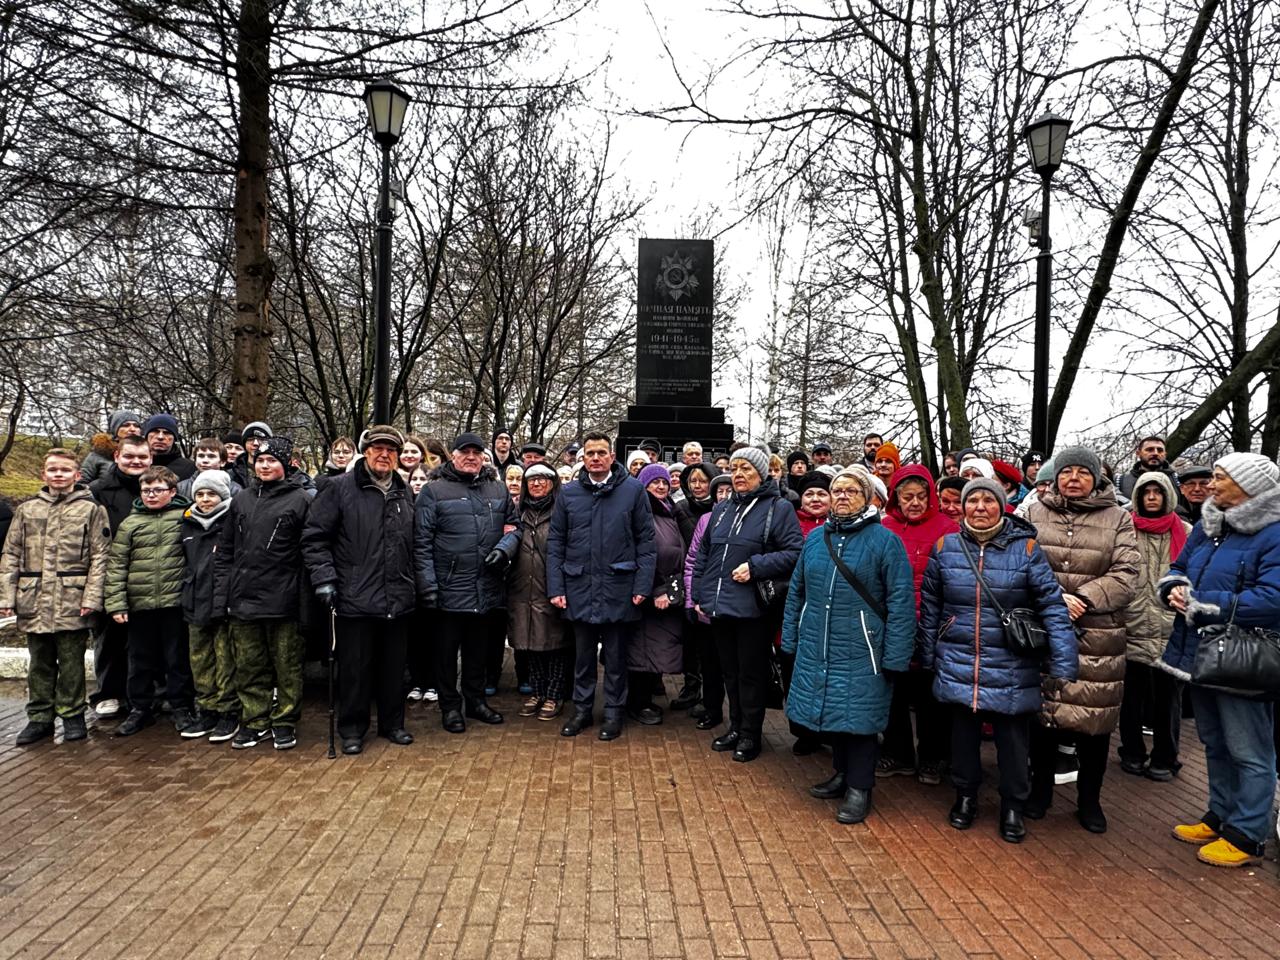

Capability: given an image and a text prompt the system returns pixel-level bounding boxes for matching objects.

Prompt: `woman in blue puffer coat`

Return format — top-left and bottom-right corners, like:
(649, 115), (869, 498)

(919, 478), (1077, 844)
(781, 467), (916, 825)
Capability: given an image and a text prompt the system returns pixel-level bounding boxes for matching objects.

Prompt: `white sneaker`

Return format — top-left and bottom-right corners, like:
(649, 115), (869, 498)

(95, 698), (122, 718)
(423, 688), (439, 702)
(406, 687), (423, 702)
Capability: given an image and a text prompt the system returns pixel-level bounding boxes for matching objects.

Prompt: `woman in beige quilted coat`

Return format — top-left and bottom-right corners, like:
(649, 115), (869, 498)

(1024, 446), (1139, 834)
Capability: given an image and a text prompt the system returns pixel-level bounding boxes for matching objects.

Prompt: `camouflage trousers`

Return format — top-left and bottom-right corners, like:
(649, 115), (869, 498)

(229, 619), (303, 732)
(189, 621), (237, 715)
(27, 630), (88, 722)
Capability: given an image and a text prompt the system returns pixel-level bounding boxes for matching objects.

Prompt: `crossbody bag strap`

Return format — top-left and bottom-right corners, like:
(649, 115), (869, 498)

(957, 535), (1007, 619)
(823, 524), (889, 622)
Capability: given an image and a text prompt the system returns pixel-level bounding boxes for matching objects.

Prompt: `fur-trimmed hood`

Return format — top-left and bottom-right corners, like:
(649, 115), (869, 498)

(1201, 484), (1280, 537)
(90, 432), (116, 457)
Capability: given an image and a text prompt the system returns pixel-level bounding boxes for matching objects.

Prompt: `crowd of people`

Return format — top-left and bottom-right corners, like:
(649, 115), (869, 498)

(1, 413), (1278, 869)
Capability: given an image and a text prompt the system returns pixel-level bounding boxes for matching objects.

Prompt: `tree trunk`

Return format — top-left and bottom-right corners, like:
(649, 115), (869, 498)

(1046, 0), (1220, 448)
(229, 0), (274, 428)
(0, 377), (25, 475)
(1261, 361), (1280, 459)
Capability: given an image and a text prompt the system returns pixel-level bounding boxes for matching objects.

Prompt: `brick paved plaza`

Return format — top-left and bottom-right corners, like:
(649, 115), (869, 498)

(1, 677), (1278, 960)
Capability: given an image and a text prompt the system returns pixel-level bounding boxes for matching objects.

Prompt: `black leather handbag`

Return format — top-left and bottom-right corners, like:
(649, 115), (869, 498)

(753, 498), (790, 614)
(957, 536), (1050, 659)
(1191, 576), (1280, 699)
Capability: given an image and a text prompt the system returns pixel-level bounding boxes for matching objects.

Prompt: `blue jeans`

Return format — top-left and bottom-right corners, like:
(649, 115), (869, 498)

(1190, 686), (1277, 853)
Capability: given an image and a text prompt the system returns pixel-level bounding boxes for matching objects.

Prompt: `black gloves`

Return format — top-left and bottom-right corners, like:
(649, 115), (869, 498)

(420, 591), (437, 609)
(484, 549), (508, 570)
(315, 584), (338, 608)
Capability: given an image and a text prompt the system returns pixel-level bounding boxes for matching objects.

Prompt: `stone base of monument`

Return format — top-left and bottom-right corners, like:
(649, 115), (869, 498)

(616, 405), (735, 463)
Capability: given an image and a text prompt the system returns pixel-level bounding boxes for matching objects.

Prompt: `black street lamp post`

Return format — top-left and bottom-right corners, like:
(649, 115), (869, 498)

(363, 78), (412, 425)
(1023, 112), (1071, 455)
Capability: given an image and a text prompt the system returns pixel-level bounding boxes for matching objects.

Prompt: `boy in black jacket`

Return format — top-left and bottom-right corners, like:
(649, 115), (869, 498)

(180, 470), (237, 741)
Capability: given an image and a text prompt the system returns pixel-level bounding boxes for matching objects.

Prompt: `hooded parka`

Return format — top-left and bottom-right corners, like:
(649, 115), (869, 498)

(882, 465), (959, 615)
(1123, 472), (1190, 666)
(180, 501), (231, 626)
(507, 472), (567, 652)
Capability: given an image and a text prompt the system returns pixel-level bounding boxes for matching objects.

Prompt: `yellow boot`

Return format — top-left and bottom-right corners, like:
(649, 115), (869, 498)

(1197, 838), (1262, 868)
(1172, 821), (1218, 845)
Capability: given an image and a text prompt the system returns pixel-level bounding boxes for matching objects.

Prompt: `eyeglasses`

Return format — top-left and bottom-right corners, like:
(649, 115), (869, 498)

(831, 490), (863, 499)
(140, 487), (172, 496)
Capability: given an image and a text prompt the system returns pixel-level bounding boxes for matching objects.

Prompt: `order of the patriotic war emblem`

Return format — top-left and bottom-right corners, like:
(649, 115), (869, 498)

(655, 251), (700, 303)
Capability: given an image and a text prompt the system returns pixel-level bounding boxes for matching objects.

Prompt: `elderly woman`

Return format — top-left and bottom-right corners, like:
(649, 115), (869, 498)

(671, 463), (721, 714)
(1119, 472), (1190, 782)
(1025, 447), (1139, 834)
(684, 472), (733, 729)
(921, 478), (1077, 842)
(1159, 453), (1280, 868)
(693, 446), (803, 762)
(508, 464), (571, 720)
(781, 468), (915, 823)
(504, 463), (525, 508)
(627, 464), (689, 724)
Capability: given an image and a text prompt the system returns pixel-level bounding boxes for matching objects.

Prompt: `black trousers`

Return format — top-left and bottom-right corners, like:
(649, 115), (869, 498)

(435, 611), (489, 714)
(711, 616), (773, 739)
(1118, 660), (1182, 768)
(92, 620), (130, 705)
(126, 607), (194, 714)
(950, 707), (1031, 809)
(627, 670), (661, 710)
(406, 609), (436, 693)
(882, 670), (950, 766)
(1030, 725), (1111, 812)
(688, 619), (724, 717)
(571, 621), (632, 720)
(831, 733), (879, 790)
(484, 608), (506, 689)
(778, 649), (819, 741)
(682, 616), (701, 683)
(337, 615), (408, 739)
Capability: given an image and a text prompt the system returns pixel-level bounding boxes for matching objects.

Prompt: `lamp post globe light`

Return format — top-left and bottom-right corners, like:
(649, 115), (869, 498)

(363, 78), (412, 424)
(1023, 111), (1071, 456)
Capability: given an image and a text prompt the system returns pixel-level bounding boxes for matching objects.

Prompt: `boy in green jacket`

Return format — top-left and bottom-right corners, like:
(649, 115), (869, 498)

(104, 466), (195, 736)
(0, 448), (112, 745)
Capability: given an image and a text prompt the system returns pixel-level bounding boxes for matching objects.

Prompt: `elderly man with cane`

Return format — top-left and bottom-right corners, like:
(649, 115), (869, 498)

(302, 424), (417, 755)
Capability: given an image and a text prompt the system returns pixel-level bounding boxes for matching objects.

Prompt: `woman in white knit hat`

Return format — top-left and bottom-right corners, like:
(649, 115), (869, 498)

(1158, 452), (1280, 868)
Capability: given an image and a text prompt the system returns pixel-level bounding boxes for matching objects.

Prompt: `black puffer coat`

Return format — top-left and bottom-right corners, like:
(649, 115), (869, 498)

(180, 502), (230, 626)
(413, 463), (519, 614)
(90, 466), (144, 533)
(214, 474), (312, 620)
(302, 460), (415, 619)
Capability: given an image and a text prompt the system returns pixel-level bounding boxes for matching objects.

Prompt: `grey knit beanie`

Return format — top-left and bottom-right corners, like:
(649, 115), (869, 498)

(1052, 446), (1102, 485)
(962, 477), (1008, 511)
(1215, 452), (1280, 497)
(191, 470), (232, 501)
(730, 445), (771, 483)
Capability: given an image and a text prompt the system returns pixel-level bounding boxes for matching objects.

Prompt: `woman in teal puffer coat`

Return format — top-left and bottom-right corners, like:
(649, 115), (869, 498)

(781, 467), (916, 825)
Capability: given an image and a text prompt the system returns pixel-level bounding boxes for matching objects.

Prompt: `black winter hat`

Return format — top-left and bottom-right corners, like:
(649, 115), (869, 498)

(793, 471), (831, 496)
(254, 435), (293, 464)
(786, 450), (811, 470)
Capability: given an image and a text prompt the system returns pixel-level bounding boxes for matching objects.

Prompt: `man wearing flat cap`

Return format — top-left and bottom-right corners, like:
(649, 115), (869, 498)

(520, 442), (548, 467)
(303, 424), (416, 754)
(414, 432), (520, 733)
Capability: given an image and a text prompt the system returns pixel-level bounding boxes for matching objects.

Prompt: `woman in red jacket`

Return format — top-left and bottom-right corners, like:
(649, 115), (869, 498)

(878, 464), (959, 783)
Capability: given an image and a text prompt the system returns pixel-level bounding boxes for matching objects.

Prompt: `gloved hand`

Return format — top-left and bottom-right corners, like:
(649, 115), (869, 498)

(420, 591), (438, 609)
(315, 584), (338, 608)
(484, 549), (508, 570)
(684, 607), (699, 624)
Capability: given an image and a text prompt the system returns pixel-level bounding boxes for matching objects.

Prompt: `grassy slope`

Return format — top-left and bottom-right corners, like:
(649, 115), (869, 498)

(0, 434), (87, 500)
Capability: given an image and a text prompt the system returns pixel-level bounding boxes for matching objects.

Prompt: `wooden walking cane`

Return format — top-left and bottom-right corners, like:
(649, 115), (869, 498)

(327, 607), (337, 759)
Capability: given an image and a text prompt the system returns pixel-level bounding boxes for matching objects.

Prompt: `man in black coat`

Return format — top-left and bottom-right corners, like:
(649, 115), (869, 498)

(142, 413), (197, 480)
(1116, 435), (1180, 500)
(414, 432), (519, 734)
(303, 424), (416, 754)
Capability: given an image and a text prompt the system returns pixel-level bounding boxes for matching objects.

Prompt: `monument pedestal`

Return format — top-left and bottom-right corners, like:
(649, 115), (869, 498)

(616, 405), (734, 463)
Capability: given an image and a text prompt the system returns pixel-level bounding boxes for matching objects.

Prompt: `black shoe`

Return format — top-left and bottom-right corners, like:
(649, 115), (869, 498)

(917, 761), (943, 786)
(949, 794), (978, 830)
(670, 682), (702, 711)
(689, 703), (709, 721)
(1145, 765), (1175, 782)
(1076, 806), (1108, 834)
(16, 721), (54, 746)
(381, 728), (413, 745)
(180, 709), (218, 739)
(1024, 788), (1052, 820)
(561, 710), (593, 737)
(171, 708), (197, 735)
(695, 713), (723, 731)
(836, 787), (872, 824)
(62, 714), (87, 742)
(116, 710), (155, 738)
(810, 772), (847, 800)
(1119, 756), (1146, 776)
(231, 727), (269, 749)
(342, 738), (363, 755)
(442, 710), (466, 734)
(465, 704), (504, 725)
(627, 706), (663, 726)
(208, 715), (240, 743)
(792, 735), (821, 756)
(599, 719), (623, 741)
(273, 727), (297, 750)
(732, 737), (760, 762)
(711, 730), (740, 752)
(1000, 806), (1026, 843)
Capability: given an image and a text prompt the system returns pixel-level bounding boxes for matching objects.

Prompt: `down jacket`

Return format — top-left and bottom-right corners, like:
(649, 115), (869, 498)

(546, 461), (656, 624)
(919, 514), (1078, 715)
(1159, 484), (1280, 679)
(781, 509), (916, 734)
(1025, 478), (1139, 735)
(90, 466), (144, 534)
(692, 478), (804, 620)
(414, 463), (518, 615)
(507, 479), (567, 652)
(303, 460), (416, 619)
(0, 486), (111, 632)
(1124, 472), (1190, 665)
(882, 464), (959, 615)
(104, 497), (191, 614)
(180, 502), (230, 626)
(214, 476), (312, 620)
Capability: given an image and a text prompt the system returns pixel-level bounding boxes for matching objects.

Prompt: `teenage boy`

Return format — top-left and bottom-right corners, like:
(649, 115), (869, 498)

(214, 436), (311, 750)
(178, 438), (242, 500)
(104, 466), (195, 736)
(179, 470), (238, 741)
(0, 449), (112, 745)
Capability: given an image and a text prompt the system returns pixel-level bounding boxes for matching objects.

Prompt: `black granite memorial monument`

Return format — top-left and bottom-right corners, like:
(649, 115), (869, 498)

(616, 238), (735, 461)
